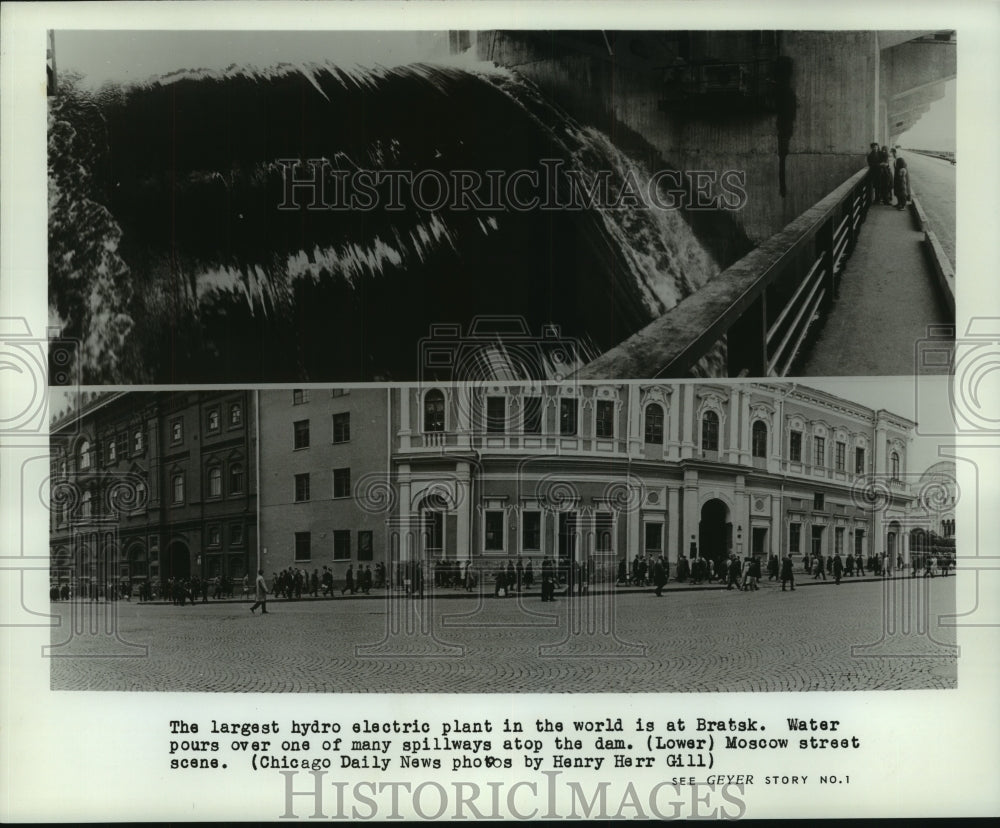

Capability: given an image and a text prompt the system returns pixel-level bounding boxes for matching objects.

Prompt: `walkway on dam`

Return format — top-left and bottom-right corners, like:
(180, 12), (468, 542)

(799, 198), (952, 376)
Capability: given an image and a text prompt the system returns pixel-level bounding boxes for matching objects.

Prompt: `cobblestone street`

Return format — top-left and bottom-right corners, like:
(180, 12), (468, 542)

(48, 576), (958, 693)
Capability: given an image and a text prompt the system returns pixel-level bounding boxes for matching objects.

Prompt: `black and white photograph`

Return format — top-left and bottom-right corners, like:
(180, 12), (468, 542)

(3, 0), (999, 823)
(47, 28), (956, 384)
(47, 379), (959, 694)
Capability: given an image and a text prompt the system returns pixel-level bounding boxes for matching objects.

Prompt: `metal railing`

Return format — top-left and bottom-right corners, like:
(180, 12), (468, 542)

(576, 167), (872, 378)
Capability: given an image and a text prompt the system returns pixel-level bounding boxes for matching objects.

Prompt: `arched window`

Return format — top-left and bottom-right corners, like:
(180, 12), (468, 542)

(891, 452), (900, 480)
(133, 429), (144, 453)
(752, 421), (767, 458)
(172, 473), (185, 504)
(208, 466), (222, 498)
(424, 390), (445, 432)
(81, 490), (92, 518)
(701, 410), (719, 452)
(229, 463), (245, 494)
(644, 403), (664, 445)
(79, 439), (91, 470)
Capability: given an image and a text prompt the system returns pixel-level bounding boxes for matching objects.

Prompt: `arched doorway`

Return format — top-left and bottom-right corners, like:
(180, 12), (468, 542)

(165, 540), (190, 582)
(699, 499), (732, 562)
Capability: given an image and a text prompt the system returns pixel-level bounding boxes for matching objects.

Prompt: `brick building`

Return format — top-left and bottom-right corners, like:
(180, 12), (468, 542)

(49, 391), (257, 594)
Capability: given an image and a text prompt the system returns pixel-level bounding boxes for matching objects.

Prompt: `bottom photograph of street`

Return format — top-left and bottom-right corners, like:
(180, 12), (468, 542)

(47, 379), (958, 692)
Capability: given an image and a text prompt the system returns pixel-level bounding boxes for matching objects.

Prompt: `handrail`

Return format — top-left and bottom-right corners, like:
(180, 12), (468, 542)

(576, 166), (872, 378)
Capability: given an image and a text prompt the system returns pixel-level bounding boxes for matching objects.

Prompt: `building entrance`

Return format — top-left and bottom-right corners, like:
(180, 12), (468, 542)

(699, 499), (732, 561)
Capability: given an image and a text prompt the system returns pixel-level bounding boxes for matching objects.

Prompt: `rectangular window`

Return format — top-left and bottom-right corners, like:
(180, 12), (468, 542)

(835, 527), (844, 555)
(294, 473), (310, 502)
(294, 532), (311, 562)
(293, 419), (310, 450)
(854, 529), (864, 556)
(172, 474), (185, 504)
(333, 530), (351, 560)
(644, 523), (663, 555)
(171, 419), (183, 444)
(207, 409), (220, 432)
(486, 396), (506, 433)
(855, 447), (865, 474)
(230, 524), (245, 547)
(644, 407), (664, 444)
(292, 389), (309, 405)
(208, 526), (221, 547)
(814, 493), (825, 510)
(835, 441), (846, 471)
(594, 512), (614, 552)
(789, 523), (801, 553)
(107, 439), (116, 463)
(484, 511), (505, 551)
(333, 467), (351, 499)
(559, 398), (577, 436)
(230, 403), (242, 426)
(522, 511), (542, 551)
(333, 412), (350, 443)
(814, 436), (825, 466)
(208, 466), (222, 497)
(229, 463), (245, 495)
(522, 397), (542, 434)
(595, 400), (615, 438)
(790, 431), (802, 462)
(357, 530), (373, 561)
(134, 430), (144, 453)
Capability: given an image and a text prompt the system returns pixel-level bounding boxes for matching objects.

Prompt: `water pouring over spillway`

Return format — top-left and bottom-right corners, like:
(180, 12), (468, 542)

(49, 58), (723, 383)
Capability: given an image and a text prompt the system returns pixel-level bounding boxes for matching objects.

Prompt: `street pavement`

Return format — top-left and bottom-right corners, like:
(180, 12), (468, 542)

(905, 152), (956, 270)
(49, 574), (958, 693)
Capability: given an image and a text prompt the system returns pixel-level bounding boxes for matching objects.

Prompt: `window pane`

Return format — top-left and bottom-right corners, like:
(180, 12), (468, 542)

(835, 442), (845, 471)
(295, 532), (311, 561)
(484, 511), (504, 551)
(424, 391), (445, 432)
(333, 530), (351, 560)
(855, 447), (865, 474)
(596, 400), (615, 438)
(644, 523), (662, 554)
(752, 421), (767, 457)
(295, 473), (310, 502)
(560, 399), (577, 436)
(333, 412), (350, 443)
(229, 464), (244, 494)
(702, 411), (719, 451)
(522, 511), (541, 551)
(790, 431), (802, 462)
(522, 397), (542, 434)
(333, 468), (351, 498)
(814, 436), (825, 466)
(209, 467), (222, 497)
(644, 404), (664, 444)
(293, 420), (310, 449)
(595, 513), (614, 552)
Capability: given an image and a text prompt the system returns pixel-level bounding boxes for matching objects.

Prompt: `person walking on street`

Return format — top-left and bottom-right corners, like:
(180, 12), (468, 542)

(249, 569), (269, 614)
(342, 565), (355, 595)
(653, 556), (667, 597)
(833, 552), (843, 585)
(780, 554), (795, 591)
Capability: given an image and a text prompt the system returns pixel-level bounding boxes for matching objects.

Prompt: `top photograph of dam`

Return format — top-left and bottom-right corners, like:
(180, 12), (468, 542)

(47, 30), (956, 385)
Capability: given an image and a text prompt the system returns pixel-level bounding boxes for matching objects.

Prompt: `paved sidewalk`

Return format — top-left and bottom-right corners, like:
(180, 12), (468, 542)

(78, 569), (948, 607)
(800, 201), (951, 375)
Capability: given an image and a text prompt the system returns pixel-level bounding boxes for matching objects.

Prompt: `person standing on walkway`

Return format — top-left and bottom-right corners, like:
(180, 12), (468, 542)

(866, 142), (881, 202)
(653, 556), (667, 597)
(833, 552), (843, 585)
(879, 145), (893, 204)
(249, 569), (269, 614)
(893, 155), (910, 210)
(342, 565), (355, 595)
(855, 551), (866, 576)
(780, 554), (795, 591)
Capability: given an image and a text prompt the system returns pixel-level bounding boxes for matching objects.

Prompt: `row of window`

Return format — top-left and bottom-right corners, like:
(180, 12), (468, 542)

(292, 389), (350, 405)
(70, 403), (245, 471)
(419, 394), (889, 471)
(788, 523), (865, 556)
(480, 510), (615, 554)
(294, 529), (373, 562)
(293, 413), (350, 449)
(294, 469), (351, 502)
(206, 523), (246, 547)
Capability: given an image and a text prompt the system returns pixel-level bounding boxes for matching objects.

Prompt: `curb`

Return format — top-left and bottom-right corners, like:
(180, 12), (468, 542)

(909, 193), (955, 318)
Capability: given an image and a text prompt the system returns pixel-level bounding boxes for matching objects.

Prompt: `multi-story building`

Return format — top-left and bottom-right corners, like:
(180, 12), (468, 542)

(255, 383), (917, 581)
(49, 391), (257, 593)
(257, 389), (391, 583)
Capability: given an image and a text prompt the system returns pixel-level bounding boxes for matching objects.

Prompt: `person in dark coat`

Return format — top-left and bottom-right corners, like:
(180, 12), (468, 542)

(495, 565), (507, 598)
(342, 565), (355, 595)
(249, 569), (269, 614)
(524, 560), (534, 589)
(832, 552), (843, 585)
(893, 155), (910, 210)
(652, 556), (668, 597)
(780, 554), (795, 591)
(866, 142), (881, 201)
(727, 555), (742, 590)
